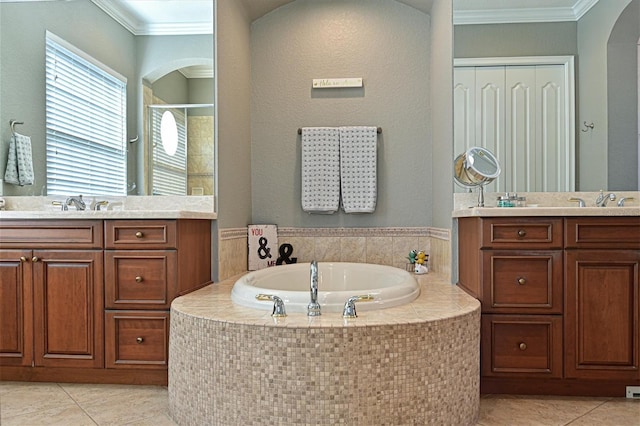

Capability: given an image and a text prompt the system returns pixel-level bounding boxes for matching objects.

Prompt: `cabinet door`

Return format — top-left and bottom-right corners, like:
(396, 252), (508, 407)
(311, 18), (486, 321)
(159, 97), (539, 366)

(32, 250), (104, 368)
(565, 250), (640, 380)
(0, 250), (33, 367)
(482, 314), (563, 378)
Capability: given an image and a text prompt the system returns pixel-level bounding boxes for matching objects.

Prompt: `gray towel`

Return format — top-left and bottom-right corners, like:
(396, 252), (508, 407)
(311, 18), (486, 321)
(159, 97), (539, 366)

(301, 127), (340, 214)
(339, 126), (377, 213)
(4, 132), (34, 186)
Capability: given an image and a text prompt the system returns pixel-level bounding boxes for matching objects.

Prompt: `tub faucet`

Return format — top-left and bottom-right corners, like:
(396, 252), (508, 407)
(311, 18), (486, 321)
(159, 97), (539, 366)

(66, 195), (86, 211)
(595, 190), (616, 207)
(307, 260), (321, 316)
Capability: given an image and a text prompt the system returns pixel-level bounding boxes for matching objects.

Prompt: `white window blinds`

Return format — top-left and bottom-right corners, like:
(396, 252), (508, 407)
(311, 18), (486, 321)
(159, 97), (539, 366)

(150, 107), (187, 195)
(45, 31), (127, 196)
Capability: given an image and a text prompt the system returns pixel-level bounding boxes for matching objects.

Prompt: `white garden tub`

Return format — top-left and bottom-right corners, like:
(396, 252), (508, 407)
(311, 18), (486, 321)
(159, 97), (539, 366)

(231, 262), (420, 313)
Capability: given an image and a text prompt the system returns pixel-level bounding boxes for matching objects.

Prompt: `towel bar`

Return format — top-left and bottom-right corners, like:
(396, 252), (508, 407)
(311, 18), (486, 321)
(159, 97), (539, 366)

(298, 127), (382, 135)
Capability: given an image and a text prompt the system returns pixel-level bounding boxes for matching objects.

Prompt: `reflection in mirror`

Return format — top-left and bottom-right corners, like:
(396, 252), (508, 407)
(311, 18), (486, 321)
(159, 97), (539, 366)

(148, 104), (214, 196)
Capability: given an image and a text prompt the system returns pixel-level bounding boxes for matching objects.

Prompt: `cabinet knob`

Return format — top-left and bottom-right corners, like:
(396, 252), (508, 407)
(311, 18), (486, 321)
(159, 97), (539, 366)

(20, 256), (27, 262)
(519, 342), (527, 351)
(135, 231), (143, 238)
(517, 277), (526, 285)
(136, 337), (144, 344)
(135, 276), (143, 283)
(31, 256), (39, 262)
(517, 229), (527, 237)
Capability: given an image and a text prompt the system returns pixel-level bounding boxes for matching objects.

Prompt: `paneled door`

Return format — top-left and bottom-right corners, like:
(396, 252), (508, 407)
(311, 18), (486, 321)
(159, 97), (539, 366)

(454, 56), (575, 193)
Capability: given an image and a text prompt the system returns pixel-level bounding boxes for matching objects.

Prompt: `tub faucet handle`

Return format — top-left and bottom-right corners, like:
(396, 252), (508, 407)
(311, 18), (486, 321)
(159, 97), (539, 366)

(342, 295), (374, 319)
(256, 294), (287, 317)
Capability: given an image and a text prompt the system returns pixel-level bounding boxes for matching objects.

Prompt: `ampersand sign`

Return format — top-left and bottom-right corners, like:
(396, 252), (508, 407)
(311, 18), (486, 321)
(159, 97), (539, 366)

(276, 243), (297, 265)
(257, 237), (272, 259)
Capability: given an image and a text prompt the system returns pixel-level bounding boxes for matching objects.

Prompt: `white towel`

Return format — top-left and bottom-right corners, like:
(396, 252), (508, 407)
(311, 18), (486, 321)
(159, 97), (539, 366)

(4, 132), (34, 186)
(339, 126), (377, 213)
(301, 127), (340, 214)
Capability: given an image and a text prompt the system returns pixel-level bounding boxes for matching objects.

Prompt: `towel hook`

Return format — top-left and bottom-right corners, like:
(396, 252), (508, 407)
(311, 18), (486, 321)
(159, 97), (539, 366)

(9, 120), (24, 135)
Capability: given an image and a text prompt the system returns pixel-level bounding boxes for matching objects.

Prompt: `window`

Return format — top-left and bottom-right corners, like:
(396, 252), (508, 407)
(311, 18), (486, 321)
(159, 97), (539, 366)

(149, 107), (187, 195)
(45, 31), (127, 196)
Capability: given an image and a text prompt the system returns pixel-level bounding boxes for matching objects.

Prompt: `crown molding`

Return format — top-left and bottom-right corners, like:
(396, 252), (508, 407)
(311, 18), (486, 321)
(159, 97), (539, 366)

(179, 66), (214, 79)
(90, 0), (213, 36)
(454, 0), (599, 25)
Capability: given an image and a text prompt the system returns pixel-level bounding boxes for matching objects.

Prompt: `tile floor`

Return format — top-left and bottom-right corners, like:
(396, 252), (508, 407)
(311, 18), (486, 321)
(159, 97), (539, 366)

(0, 381), (638, 425)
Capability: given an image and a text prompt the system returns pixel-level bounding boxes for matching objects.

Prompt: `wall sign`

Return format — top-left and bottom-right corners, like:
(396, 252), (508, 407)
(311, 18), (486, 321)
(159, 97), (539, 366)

(312, 78), (363, 89)
(248, 224), (278, 270)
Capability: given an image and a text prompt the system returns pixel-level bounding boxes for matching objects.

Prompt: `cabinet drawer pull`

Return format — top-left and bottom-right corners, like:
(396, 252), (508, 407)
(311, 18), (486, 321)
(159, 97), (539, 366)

(135, 276), (143, 283)
(519, 342), (527, 351)
(135, 231), (144, 238)
(517, 229), (527, 237)
(136, 337), (144, 344)
(31, 256), (40, 262)
(20, 256), (27, 262)
(517, 277), (527, 285)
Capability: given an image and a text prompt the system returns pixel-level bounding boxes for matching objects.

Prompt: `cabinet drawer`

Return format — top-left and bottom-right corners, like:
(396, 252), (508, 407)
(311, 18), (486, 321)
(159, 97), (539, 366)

(105, 251), (177, 309)
(105, 311), (169, 369)
(482, 251), (562, 314)
(481, 218), (562, 249)
(0, 220), (102, 249)
(481, 314), (562, 378)
(565, 217), (640, 249)
(105, 220), (176, 249)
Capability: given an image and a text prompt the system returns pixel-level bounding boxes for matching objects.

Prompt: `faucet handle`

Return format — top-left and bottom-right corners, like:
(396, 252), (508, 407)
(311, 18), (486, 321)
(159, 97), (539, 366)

(617, 197), (635, 207)
(256, 294), (287, 317)
(567, 197), (585, 207)
(342, 295), (374, 318)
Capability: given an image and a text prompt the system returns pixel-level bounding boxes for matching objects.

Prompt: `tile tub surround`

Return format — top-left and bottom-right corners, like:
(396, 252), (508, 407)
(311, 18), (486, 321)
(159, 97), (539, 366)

(218, 226), (451, 281)
(168, 273), (480, 425)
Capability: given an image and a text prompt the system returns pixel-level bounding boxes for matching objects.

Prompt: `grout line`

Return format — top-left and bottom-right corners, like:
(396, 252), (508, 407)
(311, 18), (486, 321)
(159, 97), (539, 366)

(562, 398), (613, 425)
(58, 382), (100, 425)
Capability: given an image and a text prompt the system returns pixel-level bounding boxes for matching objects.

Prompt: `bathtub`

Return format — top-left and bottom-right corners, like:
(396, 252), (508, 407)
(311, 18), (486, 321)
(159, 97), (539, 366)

(231, 262), (420, 313)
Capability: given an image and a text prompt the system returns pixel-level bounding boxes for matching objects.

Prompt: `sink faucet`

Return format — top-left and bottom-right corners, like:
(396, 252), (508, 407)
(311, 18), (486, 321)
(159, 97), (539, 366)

(66, 195), (86, 211)
(595, 190), (616, 207)
(307, 260), (321, 316)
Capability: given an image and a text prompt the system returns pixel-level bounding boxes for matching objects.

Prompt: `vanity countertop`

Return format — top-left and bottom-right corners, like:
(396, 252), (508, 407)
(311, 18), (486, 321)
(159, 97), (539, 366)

(0, 195), (217, 220)
(453, 191), (640, 218)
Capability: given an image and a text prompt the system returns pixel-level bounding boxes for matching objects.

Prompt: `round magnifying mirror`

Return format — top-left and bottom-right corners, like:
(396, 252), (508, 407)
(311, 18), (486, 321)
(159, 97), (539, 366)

(160, 111), (178, 156)
(453, 147), (500, 188)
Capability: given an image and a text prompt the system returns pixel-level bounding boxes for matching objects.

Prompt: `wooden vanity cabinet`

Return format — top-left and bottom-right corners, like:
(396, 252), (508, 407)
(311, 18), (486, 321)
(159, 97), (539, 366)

(0, 221), (104, 370)
(564, 217), (640, 382)
(104, 220), (211, 370)
(459, 215), (640, 396)
(0, 218), (211, 385)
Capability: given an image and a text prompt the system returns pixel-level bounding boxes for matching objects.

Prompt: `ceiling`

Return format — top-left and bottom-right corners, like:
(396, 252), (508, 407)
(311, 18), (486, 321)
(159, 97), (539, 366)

(89, 0), (600, 35)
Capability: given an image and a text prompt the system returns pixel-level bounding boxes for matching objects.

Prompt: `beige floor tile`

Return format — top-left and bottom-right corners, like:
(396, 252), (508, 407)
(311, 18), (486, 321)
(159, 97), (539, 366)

(77, 387), (171, 425)
(59, 383), (166, 405)
(0, 382), (77, 419)
(568, 398), (640, 426)
(477, 395), (608, 426)
(1, 404), (97, 426)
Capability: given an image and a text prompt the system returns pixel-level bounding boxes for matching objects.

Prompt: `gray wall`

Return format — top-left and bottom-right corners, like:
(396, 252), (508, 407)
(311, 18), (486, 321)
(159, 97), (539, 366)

(607, 0), (639, 190)
(429, 0), (453, 229)
(215, 0), (253, 229)
(250, 0), (433, 227)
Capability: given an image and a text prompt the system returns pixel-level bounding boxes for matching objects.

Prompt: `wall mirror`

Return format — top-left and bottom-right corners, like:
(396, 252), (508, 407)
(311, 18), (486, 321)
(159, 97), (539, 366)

(453, 0), (639, 192)
(0, 0), (215, 198)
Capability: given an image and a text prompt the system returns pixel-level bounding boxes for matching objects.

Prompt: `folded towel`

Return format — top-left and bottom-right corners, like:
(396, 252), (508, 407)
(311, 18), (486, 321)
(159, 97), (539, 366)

(4, 132), (34, 186)
(339, 126), (377, 213)
(301, 127), (340, 214)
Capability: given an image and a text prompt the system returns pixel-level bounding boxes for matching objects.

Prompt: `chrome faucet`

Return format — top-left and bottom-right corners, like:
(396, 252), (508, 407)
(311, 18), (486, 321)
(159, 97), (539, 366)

(66, 195), (86, 211)
(307, 260), (321, 316)
(595, 190), (616, 207)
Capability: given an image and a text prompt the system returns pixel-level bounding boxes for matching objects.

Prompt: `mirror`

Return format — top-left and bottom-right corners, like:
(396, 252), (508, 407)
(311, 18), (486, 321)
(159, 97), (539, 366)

(454, 147), (501, 207)
(453, 0), (639, 191)
(0, 0), (214, 198)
